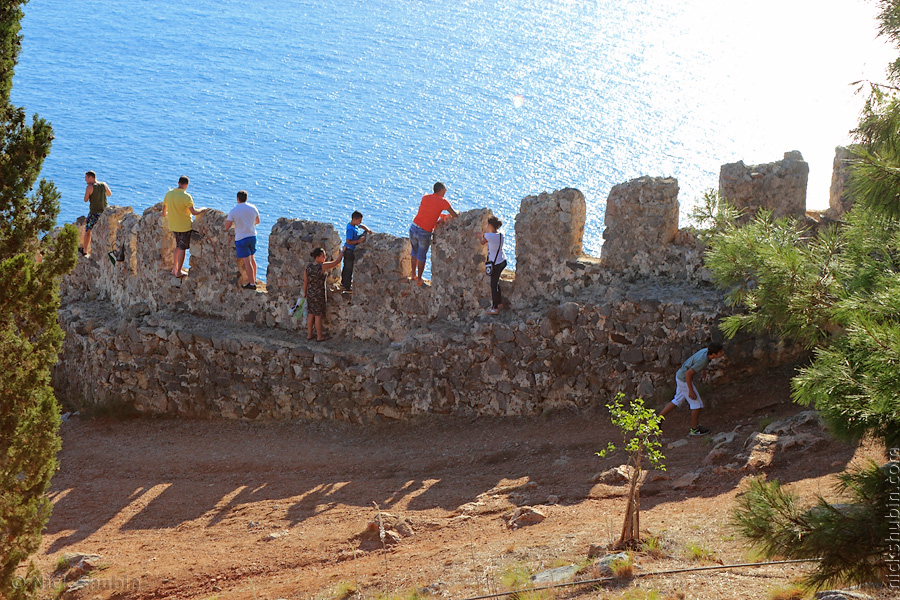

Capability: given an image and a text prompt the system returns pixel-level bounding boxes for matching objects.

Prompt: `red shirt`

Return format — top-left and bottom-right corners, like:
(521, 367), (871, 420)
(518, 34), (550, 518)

(413, 193), (451, 233)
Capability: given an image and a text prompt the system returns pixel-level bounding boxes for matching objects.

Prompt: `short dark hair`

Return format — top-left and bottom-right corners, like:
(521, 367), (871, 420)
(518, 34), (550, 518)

(433, 182), (446, 194)
(237, 190), (248, 203)
(708, 341), (724, 355)
(310, 247), (325, 259)
(85, 170), (96, 179)
(487, 216), (502, 230)
(178, 175), (190, 185)
(351, 211), (363, 220)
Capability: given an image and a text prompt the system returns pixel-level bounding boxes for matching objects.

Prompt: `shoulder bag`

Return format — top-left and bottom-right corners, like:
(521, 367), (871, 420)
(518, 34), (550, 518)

(485, 233), (503, 276)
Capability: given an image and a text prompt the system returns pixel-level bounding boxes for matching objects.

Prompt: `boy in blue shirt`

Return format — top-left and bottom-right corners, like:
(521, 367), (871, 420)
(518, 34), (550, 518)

(660, 342), (725, 436)
(341, 211), (372, 292)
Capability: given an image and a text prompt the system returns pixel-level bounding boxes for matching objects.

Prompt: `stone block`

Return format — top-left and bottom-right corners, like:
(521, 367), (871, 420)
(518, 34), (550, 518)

(719, 151), (808, 223)
(267, 218), (341, 299)
(189, 209), (243, 290)
(826, 145), (857, 219)
(328, 231), (422, 342)
(429, 208), (491, 320)
(601, 176), (679, 270)
(513, 188), (586, 306)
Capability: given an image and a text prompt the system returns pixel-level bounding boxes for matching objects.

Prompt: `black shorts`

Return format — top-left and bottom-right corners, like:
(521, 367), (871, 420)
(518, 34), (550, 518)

(174, 230), (192, 250)
(85, 212), (102, 231)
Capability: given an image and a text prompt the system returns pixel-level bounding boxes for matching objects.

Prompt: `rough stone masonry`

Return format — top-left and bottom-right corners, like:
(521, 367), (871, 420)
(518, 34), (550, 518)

(53, 151), (834, 422)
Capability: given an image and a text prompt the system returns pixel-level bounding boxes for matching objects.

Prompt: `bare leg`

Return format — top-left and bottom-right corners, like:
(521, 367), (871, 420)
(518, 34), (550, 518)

(237, 257), (246, 285)
(173, 248), (186, 275)
(249, 254), (258, 284)
(83, 229), (92, 255)
(315, 315), (324, 340)
(660, 402), (676, 419)
(238, 257), (251, 285)
(409, 257), (418, 281)
(307, 314), (314, 339)
(690, 408), (702, 429)
(417, 258), (426, 281)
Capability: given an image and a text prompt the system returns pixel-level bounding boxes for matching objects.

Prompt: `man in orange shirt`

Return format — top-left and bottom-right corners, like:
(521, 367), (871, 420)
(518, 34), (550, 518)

(409, 182), (458, 284)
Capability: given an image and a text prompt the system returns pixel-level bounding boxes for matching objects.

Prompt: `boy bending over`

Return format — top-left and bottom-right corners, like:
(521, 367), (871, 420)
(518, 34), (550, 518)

(660, 342), (725, 436)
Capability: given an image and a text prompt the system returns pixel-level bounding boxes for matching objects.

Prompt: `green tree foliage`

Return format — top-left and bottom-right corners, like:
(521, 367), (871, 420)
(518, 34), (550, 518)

(597, 394), (665, 549)
(704, 206), (900, 448)
(733, 462), (894, 589)
(709, 1), (900, 586)
(0, 1), (78, 598)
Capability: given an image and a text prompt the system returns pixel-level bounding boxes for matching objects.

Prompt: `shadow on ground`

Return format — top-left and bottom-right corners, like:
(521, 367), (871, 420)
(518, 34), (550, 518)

(44, 363), (856, 554)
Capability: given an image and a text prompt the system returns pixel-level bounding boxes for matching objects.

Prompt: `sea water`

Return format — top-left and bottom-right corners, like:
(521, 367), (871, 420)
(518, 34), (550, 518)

(10, 0), (891, 278)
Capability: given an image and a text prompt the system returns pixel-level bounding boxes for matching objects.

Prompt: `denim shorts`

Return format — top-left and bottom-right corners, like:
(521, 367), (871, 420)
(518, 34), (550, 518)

(409, 223), (432, 262)
(235, 235), (257, 259)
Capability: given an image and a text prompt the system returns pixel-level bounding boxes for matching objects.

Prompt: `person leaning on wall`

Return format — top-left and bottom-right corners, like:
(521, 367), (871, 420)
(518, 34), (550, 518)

(408, 182), (458, 285)
(162, 175), (206, 278)
(478, 216), (507, 315)
(223, 190), (261, 290)
(303, 247), (343, 342)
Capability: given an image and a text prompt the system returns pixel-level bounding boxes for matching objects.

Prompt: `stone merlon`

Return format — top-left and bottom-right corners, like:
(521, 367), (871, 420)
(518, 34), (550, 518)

(56, 152), (826, 421)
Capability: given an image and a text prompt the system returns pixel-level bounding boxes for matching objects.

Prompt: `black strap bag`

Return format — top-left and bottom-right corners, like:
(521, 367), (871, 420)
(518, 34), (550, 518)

(485, 233), (503, 276)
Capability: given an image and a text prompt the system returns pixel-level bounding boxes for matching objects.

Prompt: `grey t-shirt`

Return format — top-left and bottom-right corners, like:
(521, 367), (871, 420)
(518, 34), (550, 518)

(676, 348), (709, 382)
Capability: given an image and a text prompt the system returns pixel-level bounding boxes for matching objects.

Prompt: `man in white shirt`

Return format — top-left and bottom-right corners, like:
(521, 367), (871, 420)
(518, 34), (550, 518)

(223, 190), (261, 290)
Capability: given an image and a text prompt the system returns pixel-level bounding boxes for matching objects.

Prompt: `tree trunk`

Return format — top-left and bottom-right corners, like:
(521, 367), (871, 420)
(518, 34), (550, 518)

(617, 459), (643, 549)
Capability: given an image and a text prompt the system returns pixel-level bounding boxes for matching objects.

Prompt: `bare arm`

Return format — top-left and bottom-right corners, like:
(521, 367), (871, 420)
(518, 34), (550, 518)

(255, 215), (260, 225)
(685, 368), (697, 399)
(104, 183), (112, 196)
(447, 207), (459, 218)
(303, 269), (308, 297)
(83, 184), (92, 203)
(322, 250), (344, 270)
(162, 202), (167, 217)
(189, 206), (205, 216)
(223, 219), (233, 231)
(478, 231), (488, 246)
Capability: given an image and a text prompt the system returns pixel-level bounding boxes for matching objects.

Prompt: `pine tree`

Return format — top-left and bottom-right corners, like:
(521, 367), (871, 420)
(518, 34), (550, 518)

(701, 1), (900, 587)
(732, 462), (894, 589)
(0, 1), (78, 598)
(702, 205), (900, 448)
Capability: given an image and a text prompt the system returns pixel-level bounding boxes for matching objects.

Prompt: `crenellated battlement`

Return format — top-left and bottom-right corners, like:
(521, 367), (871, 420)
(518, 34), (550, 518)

(54, 151), (825, 421)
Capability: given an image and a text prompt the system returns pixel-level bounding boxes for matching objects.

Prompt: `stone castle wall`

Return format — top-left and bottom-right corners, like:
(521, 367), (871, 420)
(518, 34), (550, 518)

(513, 188), (586, 306)
(719, 151), (809, 222)
(54, 152), (816, 420)
(601, 176), (679, 270)
(55, 283), (794, 421)
(827, 145), (856, 219)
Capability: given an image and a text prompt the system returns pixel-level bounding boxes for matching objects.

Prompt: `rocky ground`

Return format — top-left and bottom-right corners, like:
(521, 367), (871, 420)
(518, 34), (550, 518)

(30, 364), (892, 600)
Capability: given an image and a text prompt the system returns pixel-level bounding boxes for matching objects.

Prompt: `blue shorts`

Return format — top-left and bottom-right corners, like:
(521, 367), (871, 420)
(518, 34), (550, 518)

(409, 223), (432, 262)
(235, 236), (257, 259)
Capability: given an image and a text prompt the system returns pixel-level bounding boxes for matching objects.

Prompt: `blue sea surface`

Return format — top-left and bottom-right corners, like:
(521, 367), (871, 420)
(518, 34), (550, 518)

(11, 0), (889, 277)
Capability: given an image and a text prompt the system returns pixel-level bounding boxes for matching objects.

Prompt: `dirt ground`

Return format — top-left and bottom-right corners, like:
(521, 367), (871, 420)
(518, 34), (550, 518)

(33, 364), (891, 600)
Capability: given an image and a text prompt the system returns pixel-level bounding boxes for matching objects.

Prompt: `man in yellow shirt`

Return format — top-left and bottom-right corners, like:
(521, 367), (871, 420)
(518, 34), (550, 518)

(162, 175), (205, 278)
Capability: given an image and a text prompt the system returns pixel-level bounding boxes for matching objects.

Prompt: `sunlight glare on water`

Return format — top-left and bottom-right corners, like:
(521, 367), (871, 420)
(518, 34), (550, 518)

(10, 0), (893, 278)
